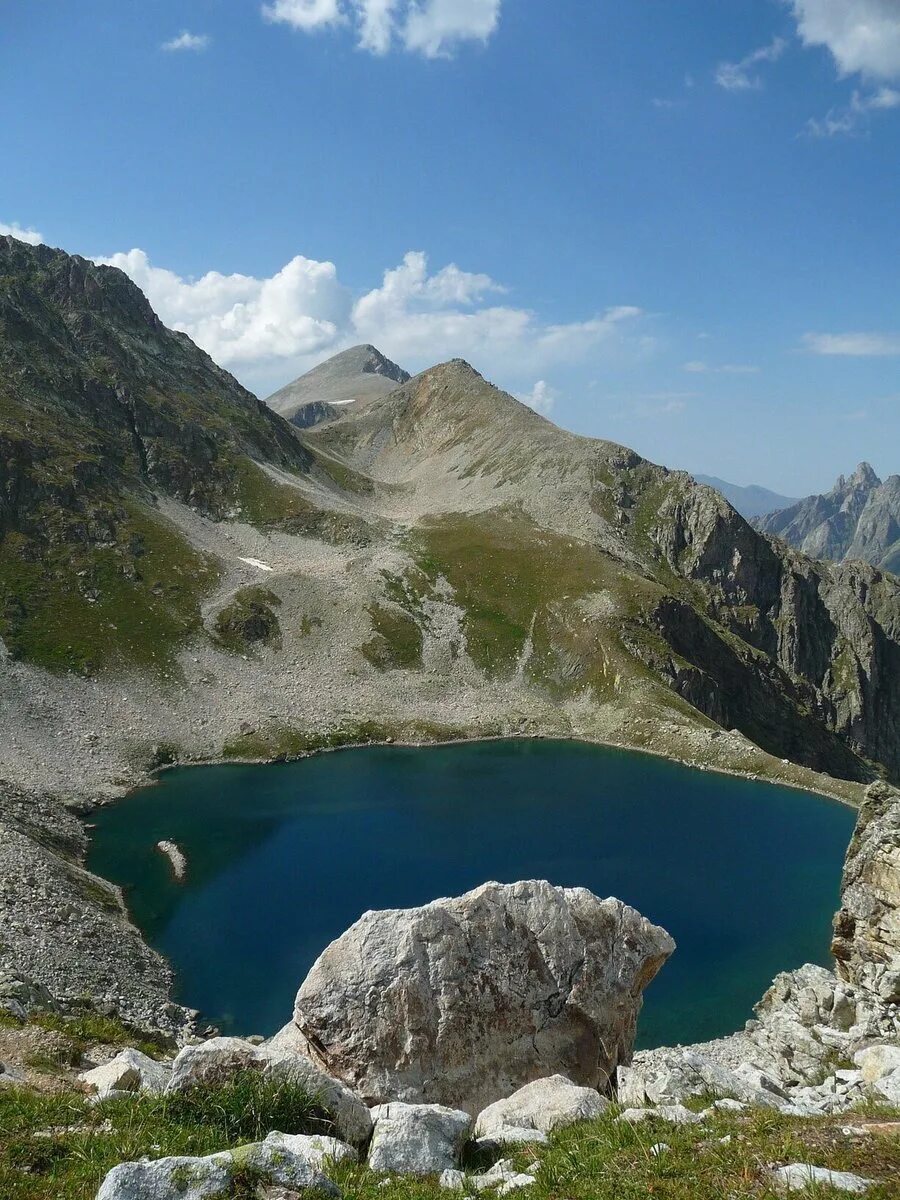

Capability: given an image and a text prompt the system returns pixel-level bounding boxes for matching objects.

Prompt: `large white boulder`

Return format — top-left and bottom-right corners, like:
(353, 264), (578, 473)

(367, 1102), (472, 1175)
(853, 1043), (900, 1083)
(79, 1049), (170, 1100)
(474, 1075), (607, 1138)
(95, 1141), (340, 1199)
(287, 881), (674, 1112)
(874, 1066), (900, 1105)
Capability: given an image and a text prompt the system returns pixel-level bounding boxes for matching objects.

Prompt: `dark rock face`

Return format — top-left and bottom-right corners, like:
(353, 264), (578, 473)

(757, 463), (900, 575)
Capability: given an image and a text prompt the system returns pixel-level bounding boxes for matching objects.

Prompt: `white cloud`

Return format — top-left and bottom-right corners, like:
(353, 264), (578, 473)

(92, 245), (649, 396)
(683, 361), (760, 375)
(715, 37), (787, 91)
(161, 30), (210, 52)
(262, 0), (501, 57)
(262, 0), (344, 32)
(803, 331), (900, 356)
(0, 222), (44, 245)
(805, 86), (900, 135)
(789, 0), (900, 80)
(517, 380), (558, 416)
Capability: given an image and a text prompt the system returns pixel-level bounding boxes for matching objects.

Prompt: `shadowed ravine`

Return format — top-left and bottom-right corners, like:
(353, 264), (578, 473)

(87, 739), (855, 1048)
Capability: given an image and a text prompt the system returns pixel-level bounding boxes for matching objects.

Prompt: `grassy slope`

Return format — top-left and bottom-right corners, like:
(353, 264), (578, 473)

(2, 1079), (898, 1199)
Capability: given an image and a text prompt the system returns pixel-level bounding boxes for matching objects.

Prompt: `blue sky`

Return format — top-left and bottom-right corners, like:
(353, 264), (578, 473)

(2, 1), (900, 494)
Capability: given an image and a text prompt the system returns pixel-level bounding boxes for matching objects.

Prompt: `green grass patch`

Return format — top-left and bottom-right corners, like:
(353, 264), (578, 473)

(0, 1071), (327, 1200)
(213, 586), (282, 654)
(0, 501), (220, 675)
(360, 603), (424, 670)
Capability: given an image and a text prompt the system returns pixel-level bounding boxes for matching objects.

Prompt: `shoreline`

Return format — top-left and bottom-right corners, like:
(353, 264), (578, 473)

(133, 728), (866, 811)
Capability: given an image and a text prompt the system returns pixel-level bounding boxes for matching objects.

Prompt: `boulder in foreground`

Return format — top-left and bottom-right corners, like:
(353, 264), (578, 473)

(287, 880), (674, 1113)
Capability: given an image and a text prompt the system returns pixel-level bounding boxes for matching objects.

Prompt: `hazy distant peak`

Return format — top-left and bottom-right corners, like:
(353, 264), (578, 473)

(265, 344), (410, 427)
(837, 462), (881, 492)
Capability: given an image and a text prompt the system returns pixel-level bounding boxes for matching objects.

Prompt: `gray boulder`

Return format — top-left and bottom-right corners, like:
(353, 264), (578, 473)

(262, 1131), (356, 1166)
(367, 1102), (472, 1175)
(288, 881), (674, 1112)
(617, 1048), (787, 1110)
(95, 1141), (341, 1199)
(474, 1075), (607, 1137)
(853, 1043), (900, 1082)
(165, 1035), (371, 1147)
(262, 1053), (373, 1147)
(79, 1049), (170, 1100)
(874, 1067), (900, 1105)
(771, 1164), (873, 1194)
(166, 1037), (262, 1093)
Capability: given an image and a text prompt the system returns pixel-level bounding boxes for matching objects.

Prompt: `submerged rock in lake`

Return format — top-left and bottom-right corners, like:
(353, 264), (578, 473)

(285, 879), (674, 1113)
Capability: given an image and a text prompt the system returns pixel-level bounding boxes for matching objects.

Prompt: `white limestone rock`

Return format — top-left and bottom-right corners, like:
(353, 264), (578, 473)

(262, 1053), (373, 1147)
(771, 1163), (873, 1193)
(367, 1102), (472, 1176)
(288, 881), (674, 1112)
(474, 1075), (607, 1138)
(853, 1043), (900, 1083)
(874, 1067), (900, 1105)
(262, 1131), (357, 1166)
(617, 1048), (786, 1110)
(166, 1037), (262, 1093)
(617, 1104), (705, 1125)
(95, 1141), (340, 1199)
(473, 1127), (549, 1155)
(79, 1049), (170, 1100)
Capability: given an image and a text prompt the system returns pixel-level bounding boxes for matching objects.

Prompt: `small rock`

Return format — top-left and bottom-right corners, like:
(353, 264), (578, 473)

(617, 1104), (704, 1126)
(771, 1163), (873, 1193)
(262, 1131), (357, 1166)
(368, 1102), (472, 1176)
(474, 1075), (607, 1137)
(166, 1037), (262, 1093)
(874, 1066), (900, 1105)
(79, 1049), (170, 1099)
(650, 1142), (670, 1156)
(439, 1169), (466, 1190)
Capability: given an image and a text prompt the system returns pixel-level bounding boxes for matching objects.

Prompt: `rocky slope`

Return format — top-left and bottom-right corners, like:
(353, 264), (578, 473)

(757, 463), (900, 575)
(265, 344), (410, 428)
(4, 237), (900, 1018)
(695, 474), (799, 519)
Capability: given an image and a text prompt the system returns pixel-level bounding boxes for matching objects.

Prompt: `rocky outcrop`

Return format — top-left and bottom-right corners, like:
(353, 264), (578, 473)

(832, 780), (900, 1002)
(287, 881), (674, 1114)
(757, 463), (900, 575)
(266, 344), (410, 427)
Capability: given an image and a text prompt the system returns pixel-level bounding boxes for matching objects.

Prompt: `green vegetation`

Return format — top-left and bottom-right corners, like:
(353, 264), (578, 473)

(0, 502), (220, 676)
(221, 719), (470, 762)
(361, 603), (424, 670)
(231, 459), (372, 544)
(2, 1086), (898, 1200)
(0, 1008), (170, 1063)
(213, 586), (282, 653)
(0, 1072), (328, 1200)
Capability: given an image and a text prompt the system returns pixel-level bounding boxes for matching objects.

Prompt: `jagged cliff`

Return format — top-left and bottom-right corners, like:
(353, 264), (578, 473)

(757, 463), (900, 575)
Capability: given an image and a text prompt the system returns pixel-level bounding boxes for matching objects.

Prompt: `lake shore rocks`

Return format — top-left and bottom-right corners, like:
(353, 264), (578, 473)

(287, 880), (674, 1113)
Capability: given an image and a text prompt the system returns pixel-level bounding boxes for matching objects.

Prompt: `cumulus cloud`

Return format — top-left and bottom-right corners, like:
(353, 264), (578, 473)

(517, 380), (558, 416)
(161, 30), (210, 52)
(0, 222), (44, 245)
(715, 37), (787, 91)
(803, 331), (900, 356)
(805, 85), (900, 136)
(92, 245), (648, 396)
(263, 0), (501, 57)
(789, 0), (900, 80)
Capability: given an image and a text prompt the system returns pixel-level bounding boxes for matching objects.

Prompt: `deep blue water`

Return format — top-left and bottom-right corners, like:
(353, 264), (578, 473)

(87, 739), (856, 1048)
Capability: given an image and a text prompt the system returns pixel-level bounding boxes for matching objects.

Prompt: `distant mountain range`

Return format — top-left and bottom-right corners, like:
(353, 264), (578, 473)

(694, 476), (800, 520)
(755, 463), (900, 575)
(266, 344), (410, 428)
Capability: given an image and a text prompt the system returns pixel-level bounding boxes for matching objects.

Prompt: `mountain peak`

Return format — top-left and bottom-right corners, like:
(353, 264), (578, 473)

(265, 344), (410, 426)
(849, 461), (881, 489)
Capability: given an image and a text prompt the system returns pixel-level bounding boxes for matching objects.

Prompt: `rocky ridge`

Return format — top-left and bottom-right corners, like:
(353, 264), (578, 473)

(757, 463), (900, 575)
